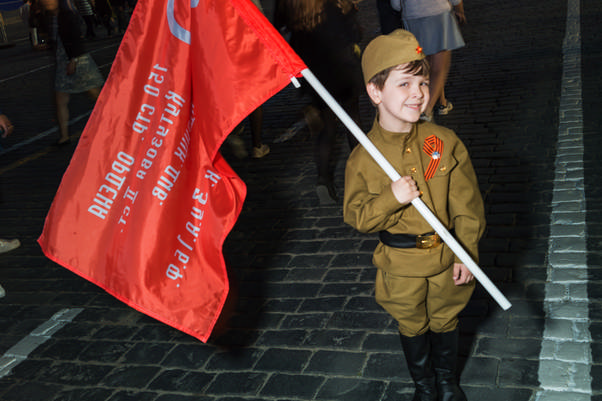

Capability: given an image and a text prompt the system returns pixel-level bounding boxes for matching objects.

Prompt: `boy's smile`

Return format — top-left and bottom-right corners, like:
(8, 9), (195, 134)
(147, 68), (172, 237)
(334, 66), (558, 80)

(367, 68), (430, 133)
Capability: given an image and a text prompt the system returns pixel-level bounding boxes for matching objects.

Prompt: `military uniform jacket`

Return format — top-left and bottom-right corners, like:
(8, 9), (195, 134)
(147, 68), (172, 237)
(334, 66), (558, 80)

(343, 119), (486, 277)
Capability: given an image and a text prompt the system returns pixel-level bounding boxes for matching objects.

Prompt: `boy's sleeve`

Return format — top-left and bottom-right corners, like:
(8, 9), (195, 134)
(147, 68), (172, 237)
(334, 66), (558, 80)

(448, 141), (486, 264)
(343, 151), (405, 233)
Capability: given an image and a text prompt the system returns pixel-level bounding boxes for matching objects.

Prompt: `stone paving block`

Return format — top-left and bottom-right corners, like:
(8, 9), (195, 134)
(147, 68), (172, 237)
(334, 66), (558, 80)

(331, 253), (374, 267)
(362, 333), (400, 351)
(327, 311), (390, 330)
(550, 267), (589, 283)
(280, 313), (330, 329)
(474, 337), (541, 359)
(547, 301), (589, 319)
(263, 282), (323, 298)
(155, 394), (213, 401)
(204, 348), (261, 372)
(318, 239), (364, 252)
(463, 386), (534, 401)
(34, 338), (88, 360)
(498, 358), (539, 387)
(209, 329), (262, 348)
(262, 298), (302, 313)
(77, 340), (136, 363)
(287, 254), (332, 269)
(36, 362), (114, 386)
(533, 390), (592, 401)
(2, 382), (79, 401)
(254, 348), (312, 372)
(259, 373), (324, 398)
(302, 329), (366, 349)
(323, 268), (363, 282)
(298, 296), (347, 312)
(228, 311), (285, 330)
(255, 329), (308, 347)
(461, 357), (499, 386)
(305, 350), (367, 376)
(319, 283), (374, 296)
(205, 372), (268, 395)
(122, 342), (174, 365)
(316, 377), (386, 401)
(285, 267), (327, 281)
(90, 324), (139, 341)
(100, 365), (162, 388)
(363, 352), (408, 381)
(344, 296), (382, 312)
(132, 324), (181, 342)
(538, 359), (591, 392)
(106, 390), (158, 401)
(555, 340), (592, 362)
(4, 334), (49, 358)
(508, 317), (545, 339)
(148, 369), (213, 392)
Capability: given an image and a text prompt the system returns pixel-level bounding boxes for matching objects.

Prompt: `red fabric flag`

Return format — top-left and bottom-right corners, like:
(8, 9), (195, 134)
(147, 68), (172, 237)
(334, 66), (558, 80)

(38, 0), (306, 342)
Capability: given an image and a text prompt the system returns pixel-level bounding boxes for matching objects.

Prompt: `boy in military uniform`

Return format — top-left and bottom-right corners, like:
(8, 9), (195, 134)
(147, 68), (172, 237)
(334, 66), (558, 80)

(343, 29), (485, 401)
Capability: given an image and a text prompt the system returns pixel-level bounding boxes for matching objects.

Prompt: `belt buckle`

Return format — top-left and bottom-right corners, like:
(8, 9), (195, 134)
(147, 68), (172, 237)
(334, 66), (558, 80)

(416, 233), (441, 249)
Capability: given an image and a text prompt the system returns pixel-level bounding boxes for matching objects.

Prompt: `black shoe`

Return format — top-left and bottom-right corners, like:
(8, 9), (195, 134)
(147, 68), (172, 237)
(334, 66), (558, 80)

(430, 329), (467, 401)
(54, 137), (71, 147)
(400, 332), (438, 401)
(316, 178), (338, 205)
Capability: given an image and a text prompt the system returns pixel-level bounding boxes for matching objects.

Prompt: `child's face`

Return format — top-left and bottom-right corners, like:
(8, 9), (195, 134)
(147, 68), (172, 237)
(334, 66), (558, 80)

(367, 67), (430, 133)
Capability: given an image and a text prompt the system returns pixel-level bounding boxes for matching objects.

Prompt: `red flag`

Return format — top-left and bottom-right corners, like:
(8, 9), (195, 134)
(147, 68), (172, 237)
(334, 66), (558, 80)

(38, 0), (306, 342)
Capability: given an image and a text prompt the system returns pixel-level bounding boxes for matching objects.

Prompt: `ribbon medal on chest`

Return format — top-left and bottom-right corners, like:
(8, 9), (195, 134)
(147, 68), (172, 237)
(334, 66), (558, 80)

(423, 135), (443, 181)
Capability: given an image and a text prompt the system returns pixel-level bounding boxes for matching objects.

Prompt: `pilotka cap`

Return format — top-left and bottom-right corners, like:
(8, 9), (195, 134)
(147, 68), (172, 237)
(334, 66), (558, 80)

(361, 29), (426, 85)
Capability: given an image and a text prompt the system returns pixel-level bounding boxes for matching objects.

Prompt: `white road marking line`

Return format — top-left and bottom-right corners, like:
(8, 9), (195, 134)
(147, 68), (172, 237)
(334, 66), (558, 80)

(536, 0), (592, 400)
(0, 308), (84, 378)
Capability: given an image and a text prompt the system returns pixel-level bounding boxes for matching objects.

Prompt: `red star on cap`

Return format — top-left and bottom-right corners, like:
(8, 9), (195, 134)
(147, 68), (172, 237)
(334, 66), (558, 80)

(416, 46), (423, 54)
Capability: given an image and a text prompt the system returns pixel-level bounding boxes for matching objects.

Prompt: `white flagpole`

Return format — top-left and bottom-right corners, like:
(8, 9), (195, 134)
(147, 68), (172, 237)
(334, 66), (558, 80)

(300, 68), (511, 311)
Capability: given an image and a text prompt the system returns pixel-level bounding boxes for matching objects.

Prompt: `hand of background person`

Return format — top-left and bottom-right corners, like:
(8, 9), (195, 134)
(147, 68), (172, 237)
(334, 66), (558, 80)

(66, 59), (77, 75)
(0, 114), (14, 138)
(454, 3), (466, 24)
(391, 176), (420, 206)
(453, 263), (474, 285)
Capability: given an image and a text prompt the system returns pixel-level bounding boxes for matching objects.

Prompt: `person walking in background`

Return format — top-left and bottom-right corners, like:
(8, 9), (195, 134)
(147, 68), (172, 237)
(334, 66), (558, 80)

(74, 0), (96, 39)
(392, 0), (466, 122)
(225, 0), (271, 160)
(375, 0), (401, 34)
(276, 0), (363, 205)
(41, 0), (104, 145)
(0, 111), (22, 298)
(93, 0), (115, 36)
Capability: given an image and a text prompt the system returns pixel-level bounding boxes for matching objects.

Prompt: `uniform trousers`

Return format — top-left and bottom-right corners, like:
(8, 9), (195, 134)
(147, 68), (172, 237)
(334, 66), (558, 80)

(375, 265), (474, 337)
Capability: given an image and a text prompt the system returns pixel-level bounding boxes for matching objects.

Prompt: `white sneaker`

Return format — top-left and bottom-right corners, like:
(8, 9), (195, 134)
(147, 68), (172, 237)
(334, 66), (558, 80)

(0, 238), (20, 254)
(226, 134), (248, 159)
(252, 144), (270, 158)
(0, 284), (5, 298)
(436, 101), (453, 115)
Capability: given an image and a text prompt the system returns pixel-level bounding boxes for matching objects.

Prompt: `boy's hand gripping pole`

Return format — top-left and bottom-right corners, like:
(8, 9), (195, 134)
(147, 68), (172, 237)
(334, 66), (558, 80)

(299, 68), (512, 311)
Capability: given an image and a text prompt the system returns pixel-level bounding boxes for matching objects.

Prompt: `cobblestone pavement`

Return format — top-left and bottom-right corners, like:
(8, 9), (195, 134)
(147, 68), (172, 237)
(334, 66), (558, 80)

(0, 0), (601, 400)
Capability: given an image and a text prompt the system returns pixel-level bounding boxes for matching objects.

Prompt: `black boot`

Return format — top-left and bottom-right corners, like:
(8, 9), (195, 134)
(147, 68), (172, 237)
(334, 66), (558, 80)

(430, 329), (467, 401)
(400, 332), (438, 401)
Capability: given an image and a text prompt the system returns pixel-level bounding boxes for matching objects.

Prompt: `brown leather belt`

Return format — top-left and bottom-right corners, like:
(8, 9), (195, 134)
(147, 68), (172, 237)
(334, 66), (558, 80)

(379, 230), (443, 249)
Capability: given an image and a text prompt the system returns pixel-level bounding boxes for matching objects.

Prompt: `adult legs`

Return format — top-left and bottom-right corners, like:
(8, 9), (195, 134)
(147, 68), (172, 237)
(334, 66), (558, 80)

(55, 87), (101, 145)
(55, 91), (70, 144)
(376, 0), (402, 34)
(425, 50), (452, 118)
(314, 107), (338, 204)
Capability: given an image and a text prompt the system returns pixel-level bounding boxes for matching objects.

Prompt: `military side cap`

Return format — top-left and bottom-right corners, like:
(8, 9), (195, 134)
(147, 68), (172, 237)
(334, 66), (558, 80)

(361, 29), (425, 84)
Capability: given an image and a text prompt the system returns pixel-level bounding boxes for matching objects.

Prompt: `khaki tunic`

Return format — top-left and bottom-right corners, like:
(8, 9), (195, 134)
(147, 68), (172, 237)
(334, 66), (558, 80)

(343, 119), (486, 334)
